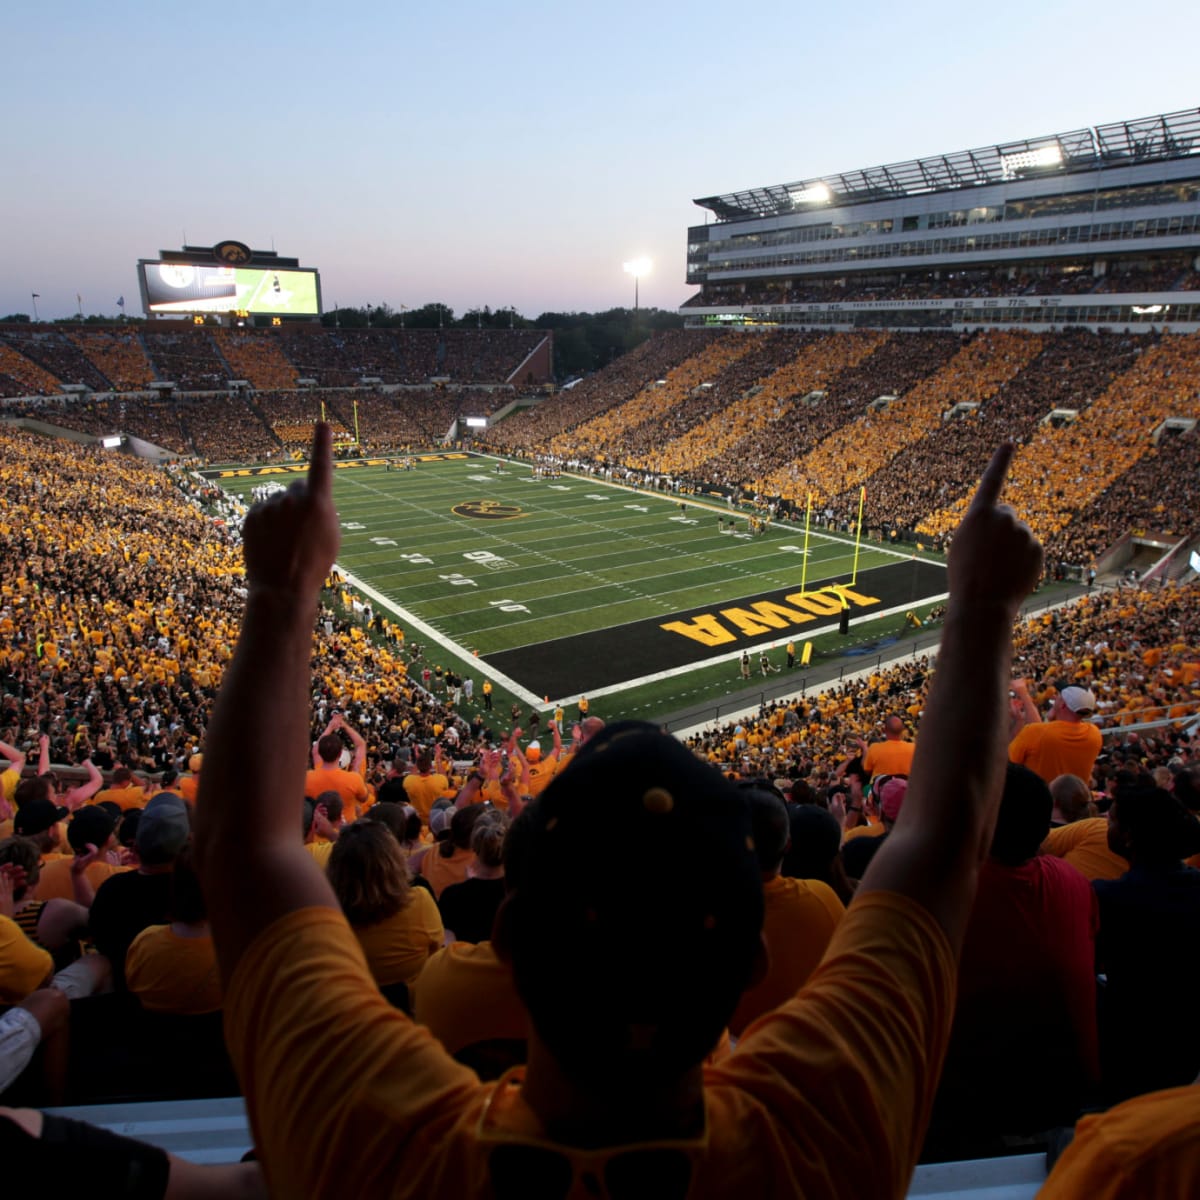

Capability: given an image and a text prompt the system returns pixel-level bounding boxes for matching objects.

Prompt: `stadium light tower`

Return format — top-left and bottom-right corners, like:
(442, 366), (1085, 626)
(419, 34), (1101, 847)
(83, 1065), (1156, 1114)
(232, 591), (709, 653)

(623, 257), (652, 312)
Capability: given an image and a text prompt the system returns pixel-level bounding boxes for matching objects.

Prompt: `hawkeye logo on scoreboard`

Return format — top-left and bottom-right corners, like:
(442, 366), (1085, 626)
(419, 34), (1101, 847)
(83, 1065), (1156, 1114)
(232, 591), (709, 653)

(213, 240), (252, 265)
(452, 500), (528, 521)
(660, 583), (881, 646)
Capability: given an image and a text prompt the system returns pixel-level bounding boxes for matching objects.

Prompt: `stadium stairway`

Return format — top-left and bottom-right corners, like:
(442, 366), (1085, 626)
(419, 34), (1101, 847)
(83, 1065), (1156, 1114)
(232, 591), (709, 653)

(42, 1097), (1047, 1194)
(136, 329), (162, 381)
(205, 329), (237, 379)
(241, 392), (286, 451)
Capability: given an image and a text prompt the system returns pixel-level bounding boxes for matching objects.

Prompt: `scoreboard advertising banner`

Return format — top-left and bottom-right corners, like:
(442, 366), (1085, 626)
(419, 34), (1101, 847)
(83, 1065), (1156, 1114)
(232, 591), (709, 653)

(139, 261), (321, 316)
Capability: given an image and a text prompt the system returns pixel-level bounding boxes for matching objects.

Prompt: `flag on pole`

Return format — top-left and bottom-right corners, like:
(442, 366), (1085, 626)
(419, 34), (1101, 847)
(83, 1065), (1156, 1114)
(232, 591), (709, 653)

(117, 296), (125, 309)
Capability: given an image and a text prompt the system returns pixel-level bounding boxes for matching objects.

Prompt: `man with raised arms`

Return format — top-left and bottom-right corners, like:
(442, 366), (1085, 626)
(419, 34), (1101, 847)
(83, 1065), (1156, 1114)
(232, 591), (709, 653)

(196, 432), (1041, 1199)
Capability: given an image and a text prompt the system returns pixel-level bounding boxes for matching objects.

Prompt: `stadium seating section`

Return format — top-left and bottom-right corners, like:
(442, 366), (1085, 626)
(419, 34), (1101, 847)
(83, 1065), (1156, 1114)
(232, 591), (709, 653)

(2, 313), (1200, 1144)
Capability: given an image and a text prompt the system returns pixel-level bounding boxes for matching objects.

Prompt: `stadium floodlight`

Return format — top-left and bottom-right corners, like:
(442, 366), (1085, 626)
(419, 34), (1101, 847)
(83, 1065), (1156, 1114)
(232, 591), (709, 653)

(623, 257), (652, 312)
(789, 182), (832, 205)
(1132, 304), (1165, 314)
(1000, 144), (1063, 179)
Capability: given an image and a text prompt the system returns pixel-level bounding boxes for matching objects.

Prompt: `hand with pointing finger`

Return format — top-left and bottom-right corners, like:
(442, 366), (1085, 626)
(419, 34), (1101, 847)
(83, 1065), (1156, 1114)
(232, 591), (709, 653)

(242, 424), (341, 605)
(948, 443), (1043, 619)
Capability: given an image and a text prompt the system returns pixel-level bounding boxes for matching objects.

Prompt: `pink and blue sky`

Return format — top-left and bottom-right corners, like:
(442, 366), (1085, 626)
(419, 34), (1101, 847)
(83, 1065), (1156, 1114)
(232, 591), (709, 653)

(3, 1), (1196, 321)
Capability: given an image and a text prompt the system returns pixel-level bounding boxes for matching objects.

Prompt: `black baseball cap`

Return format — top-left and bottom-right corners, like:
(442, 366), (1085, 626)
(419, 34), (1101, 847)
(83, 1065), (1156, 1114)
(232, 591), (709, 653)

(14, 798), (70, 837)
(505, 721), (763, 1085)
(67, 806), (116, 853)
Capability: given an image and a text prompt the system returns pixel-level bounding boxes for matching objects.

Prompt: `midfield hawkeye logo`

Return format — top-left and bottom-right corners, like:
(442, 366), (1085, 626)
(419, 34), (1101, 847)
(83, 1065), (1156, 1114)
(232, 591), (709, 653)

(452, 500), (528, 521)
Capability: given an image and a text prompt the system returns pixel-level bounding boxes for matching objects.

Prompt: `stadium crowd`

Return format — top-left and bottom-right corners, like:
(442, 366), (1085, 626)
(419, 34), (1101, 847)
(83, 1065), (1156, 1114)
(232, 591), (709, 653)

(835, 330), (1142, 542)
(684, 259), (1200, 309)
(5, 427), (1200, 1196)
(617, 330), (819, 472)
(0, 344), (63, 398)
(546, 335), (756, 463)
(761, 329), (1044, 503)
(175, 395), (283, 464)
(1, 330), (112, 393)
(210, 329), (299, 390)
(0, 325), (548, 398)
(919, 332), (1200, 550)
(4, 324), (1200, 578)
(141, 331), (230, 392)
(636, 330), (886, 483)
(66, 331), (155, 392)
(481, 328), (714, 452)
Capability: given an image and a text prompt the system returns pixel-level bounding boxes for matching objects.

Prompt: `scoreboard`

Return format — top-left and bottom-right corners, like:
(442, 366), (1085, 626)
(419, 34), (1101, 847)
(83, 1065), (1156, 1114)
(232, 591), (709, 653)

(137, 241), (322, 319)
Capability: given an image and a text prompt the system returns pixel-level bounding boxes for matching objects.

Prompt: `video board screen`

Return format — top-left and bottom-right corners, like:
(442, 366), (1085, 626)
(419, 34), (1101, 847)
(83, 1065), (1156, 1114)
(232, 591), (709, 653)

(140, 262), (320, 315)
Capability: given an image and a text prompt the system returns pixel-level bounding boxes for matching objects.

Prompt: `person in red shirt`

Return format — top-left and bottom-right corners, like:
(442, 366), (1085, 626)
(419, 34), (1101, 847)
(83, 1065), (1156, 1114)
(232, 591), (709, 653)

(928, 763), (1099, 1152)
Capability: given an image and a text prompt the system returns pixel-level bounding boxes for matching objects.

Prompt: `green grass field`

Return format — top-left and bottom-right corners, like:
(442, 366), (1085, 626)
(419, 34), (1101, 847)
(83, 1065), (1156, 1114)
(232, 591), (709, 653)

(216, 453), (950, 724)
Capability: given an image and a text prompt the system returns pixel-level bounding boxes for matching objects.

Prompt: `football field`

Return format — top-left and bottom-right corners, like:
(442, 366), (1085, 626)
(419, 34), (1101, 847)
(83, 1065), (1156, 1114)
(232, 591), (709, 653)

(213, 453), (949, 712)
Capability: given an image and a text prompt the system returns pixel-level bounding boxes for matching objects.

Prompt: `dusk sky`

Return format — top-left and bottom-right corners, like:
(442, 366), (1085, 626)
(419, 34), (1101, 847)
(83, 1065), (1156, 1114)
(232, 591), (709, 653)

(4, 1), (1196, 322)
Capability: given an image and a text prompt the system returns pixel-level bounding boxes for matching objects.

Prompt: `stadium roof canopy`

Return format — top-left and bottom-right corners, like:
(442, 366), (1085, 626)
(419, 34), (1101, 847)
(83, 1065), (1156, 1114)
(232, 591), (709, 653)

(694, 107), (1200, 222)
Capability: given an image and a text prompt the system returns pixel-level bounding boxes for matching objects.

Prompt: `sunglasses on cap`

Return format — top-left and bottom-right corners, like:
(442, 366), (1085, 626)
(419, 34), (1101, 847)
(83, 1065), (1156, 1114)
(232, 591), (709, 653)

(477, 1072), (703, 1200)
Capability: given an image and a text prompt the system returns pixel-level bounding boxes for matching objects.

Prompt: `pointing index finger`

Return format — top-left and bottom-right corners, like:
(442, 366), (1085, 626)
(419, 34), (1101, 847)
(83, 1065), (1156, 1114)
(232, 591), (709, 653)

(969, 442), (1014, 511)
(308, 422), (334, 497)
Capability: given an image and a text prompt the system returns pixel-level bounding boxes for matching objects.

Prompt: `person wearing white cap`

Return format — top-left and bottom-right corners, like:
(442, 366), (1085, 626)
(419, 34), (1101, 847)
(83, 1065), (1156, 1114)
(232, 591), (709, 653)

(1008, 684), (1103, 785)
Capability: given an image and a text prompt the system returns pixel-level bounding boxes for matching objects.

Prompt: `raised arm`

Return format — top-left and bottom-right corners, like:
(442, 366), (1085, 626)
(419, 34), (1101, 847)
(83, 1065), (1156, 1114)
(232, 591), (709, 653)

(0, 740), (27, 775)
(61, 758), (103, 811)
(339, 716), (368, 774)
(858, 444), (1042, 953)
(195, 425), (343, 981)
(37, 734), (51, 778)
(1009, 677), (1041, 729)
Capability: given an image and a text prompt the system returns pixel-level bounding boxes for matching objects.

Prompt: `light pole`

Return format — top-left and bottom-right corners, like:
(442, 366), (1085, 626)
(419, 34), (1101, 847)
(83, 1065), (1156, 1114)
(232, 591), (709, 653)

(623, 258), (651, 313)
(31, 293), (40, 322)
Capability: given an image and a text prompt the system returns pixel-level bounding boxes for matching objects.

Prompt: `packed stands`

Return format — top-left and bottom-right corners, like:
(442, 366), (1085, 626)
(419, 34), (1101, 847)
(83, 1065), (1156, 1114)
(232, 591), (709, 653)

(141, 330), (230, 391)
(615, 330), (822, 472)
(0, 428), (475, 781)
(546, 334), (756, 462)
(687, 580), (1200, 783)
(838, 330), (1142, 539)
(210, 328), (299, 390)
(255, 390), (353, 452)
(759, 330), (1045, 503)
(713, 331), (960, 496)
(176, 394), (281, 463)
(919, 333), (1200, 550)
(272, 328), (546, 387)
(0, 342), (63, 397)
(1, 328), (112, 391)
(67, 329), (155, 391)
(637, 330), (886, 483)
(1054, 427), (1200, 567)
(481, 329), (715, 452)
(0, 326), (549, 399)
(441, 328), (544, 382)
(0, 395), (189, 455)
